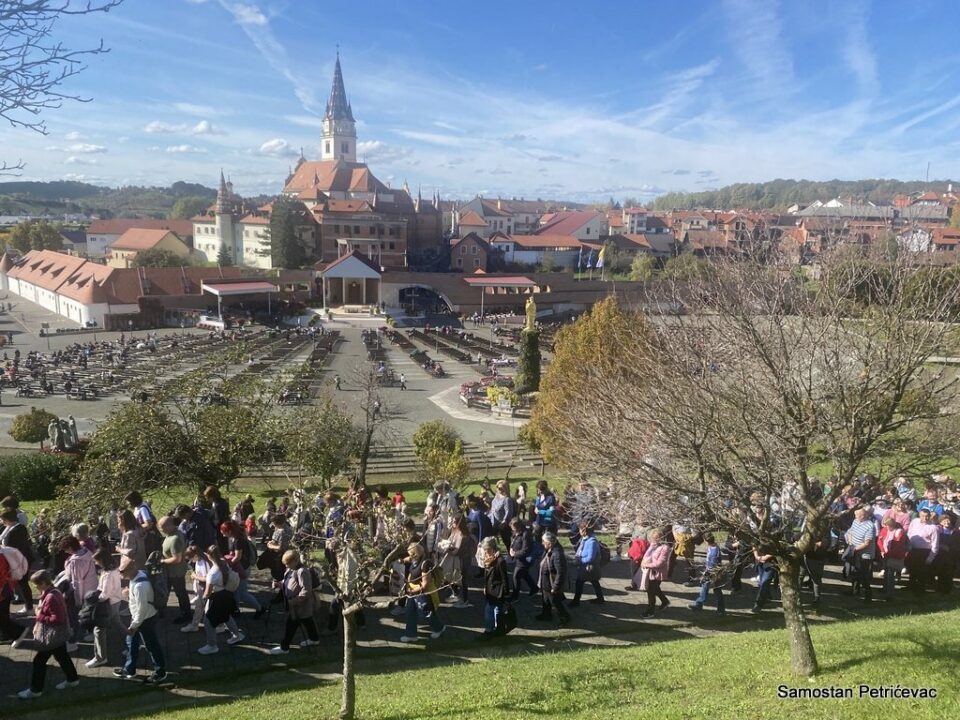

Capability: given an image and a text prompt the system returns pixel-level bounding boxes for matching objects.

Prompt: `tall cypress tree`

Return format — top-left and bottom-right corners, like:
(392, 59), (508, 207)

(515, 328), (541, 394)
(268, 196), (308, 269)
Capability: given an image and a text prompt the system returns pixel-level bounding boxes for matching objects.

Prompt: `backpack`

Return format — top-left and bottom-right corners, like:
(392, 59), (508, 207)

(0, 545), (28, 581)
(77, 589), (101, 632)
(135, 573), (166, 612)
(597, 541), (611, 568)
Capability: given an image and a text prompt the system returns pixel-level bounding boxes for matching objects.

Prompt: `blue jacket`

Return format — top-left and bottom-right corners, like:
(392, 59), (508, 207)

(576, 534), (599, 565)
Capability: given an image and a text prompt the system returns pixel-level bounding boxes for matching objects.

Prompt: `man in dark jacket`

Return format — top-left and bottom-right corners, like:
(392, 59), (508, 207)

(535, 532), (569, 623)
(508, 519), (538, 600)
(175, 505), (215, 552)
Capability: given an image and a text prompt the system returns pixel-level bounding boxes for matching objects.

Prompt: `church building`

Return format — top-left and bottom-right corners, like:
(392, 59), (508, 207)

(193, 54), (443, 270)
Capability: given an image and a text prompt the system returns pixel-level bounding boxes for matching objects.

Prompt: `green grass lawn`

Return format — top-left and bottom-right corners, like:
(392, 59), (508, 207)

(125, 608), (959, 720)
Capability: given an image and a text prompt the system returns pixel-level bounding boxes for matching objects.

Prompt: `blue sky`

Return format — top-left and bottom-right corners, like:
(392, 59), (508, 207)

(5, 0), (960, 201)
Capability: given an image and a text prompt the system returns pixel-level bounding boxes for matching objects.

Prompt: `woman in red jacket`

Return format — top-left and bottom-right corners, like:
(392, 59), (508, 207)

(878, 516), (908, 598)
(15, 570), (79, 700)
(0, 552), (24, 641)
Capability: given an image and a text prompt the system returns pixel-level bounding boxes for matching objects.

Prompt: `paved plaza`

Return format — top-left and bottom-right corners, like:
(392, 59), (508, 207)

(0, 294), (525, 451)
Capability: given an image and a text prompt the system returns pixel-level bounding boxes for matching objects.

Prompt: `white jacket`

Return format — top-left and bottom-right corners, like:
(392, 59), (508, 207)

(128, 570), (157, 630)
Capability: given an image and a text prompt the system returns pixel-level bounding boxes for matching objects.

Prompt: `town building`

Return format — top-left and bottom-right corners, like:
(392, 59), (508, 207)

(86, 218), (195, 258)
(106, 228), (193, 268)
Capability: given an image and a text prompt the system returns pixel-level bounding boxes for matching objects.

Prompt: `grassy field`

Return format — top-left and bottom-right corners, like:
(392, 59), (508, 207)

(122, 607), (959, 720)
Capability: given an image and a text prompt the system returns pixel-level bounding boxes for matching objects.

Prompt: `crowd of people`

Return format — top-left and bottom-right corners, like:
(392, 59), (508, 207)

(0, 470), (957, 701)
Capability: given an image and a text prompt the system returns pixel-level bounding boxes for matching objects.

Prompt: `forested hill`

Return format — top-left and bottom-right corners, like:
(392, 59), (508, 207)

(650, 179), (960, 211)
(0, 181), (216, 219)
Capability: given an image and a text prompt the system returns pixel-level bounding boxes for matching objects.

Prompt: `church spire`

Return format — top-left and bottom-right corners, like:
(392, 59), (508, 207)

(325, 51), (354, 122)
(320, 51), (357, 162)
(216, 169), (229, 214)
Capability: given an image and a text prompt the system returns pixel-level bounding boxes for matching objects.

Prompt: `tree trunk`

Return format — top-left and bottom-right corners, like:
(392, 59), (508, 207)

(778, 559), (819, 676)
(339, 609), (357, 720)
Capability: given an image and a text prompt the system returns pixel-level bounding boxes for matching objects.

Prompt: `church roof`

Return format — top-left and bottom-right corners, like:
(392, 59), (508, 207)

(283, 159), (388, 195)
(459, 211), (487, 227)
(325, 54), (354, 122)
(110, 228), (181, 252)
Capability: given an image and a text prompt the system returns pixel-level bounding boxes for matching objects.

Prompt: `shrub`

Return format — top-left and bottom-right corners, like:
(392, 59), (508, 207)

(8, 407), (59, 448)
(0, 453), (77, 501)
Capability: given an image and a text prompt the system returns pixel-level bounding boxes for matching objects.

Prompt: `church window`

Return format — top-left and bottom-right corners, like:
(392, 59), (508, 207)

(325, 141), (331, 154)
(471, 246), (477, 255)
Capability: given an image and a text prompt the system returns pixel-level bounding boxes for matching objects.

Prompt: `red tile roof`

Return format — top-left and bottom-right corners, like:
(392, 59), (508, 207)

(463, 275), (537, 287)
(536, 210), (604, 236)
(283, 159), (388, 195)
(459, 211), (487, 226)
(502, 234), (583, 249)
(110, 228), (183, 252)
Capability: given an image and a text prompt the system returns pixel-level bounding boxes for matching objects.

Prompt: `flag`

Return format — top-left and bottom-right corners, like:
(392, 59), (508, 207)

(577, 246), (583, 271)
(586, 250), (594, 269)
(596, 246), (606, 269)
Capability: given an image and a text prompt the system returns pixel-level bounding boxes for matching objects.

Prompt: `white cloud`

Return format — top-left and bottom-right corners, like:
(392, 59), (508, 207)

(64, 131), (84, 141)
(257, 138), (298, 157)
(65, 156), (99, 165)
(394, 130), (465, 148)
(68, 143), (107, 154)
(191, 120), (223, 135)
(230, 3), (267, 26)
(165, 144), (208, 154)
(145, 120), (185, 134)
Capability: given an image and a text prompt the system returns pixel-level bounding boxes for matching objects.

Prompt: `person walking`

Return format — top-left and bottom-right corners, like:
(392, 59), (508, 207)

(508, 519), (538, 600)
(87, 548), (122, 668)
(400, 544), (446, 643)
(270, 550), (320, 654)
(113, 557), (166, 682)
(688, 533), (725, 613)
(1, 508), (35, 614)
(159, 517), (192, 623)
(399, 373), (406, 390)
(197, 545), (243, 655)
(570, 523), (604, 607)
(751, 546), (778, 613)
(15, 570), (79, 699)
(479, 537), (508, 640)
(334, 374), (341, 391)
(221, 520), (263, 617)
(535, 532), (570, 624)
(639, 529), (672, 618)
(845, 506), (877, 603)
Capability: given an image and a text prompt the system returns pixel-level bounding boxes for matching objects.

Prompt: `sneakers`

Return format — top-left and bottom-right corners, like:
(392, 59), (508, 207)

(269, 646), (289, 655)
(226, 632), (245, 646)
(112, 668), (136, 679)
(180, 623), (199, 633)
(300, 639), (320, 647)
(688, 603), (703, 611)
(216, 624), (228, 634)
(430, 625), (446, 639)
(145, 671), (168, 684)
(399, 635), (418, 643)
(640, 609), (655, 618)
(17, 688), (42, 700)
(56, 680), (80, 690)
(452, 601), (472, 609)
(197, 644), (219, 655)
(16, 607), (32, 616)
(85, 657), (108, 669)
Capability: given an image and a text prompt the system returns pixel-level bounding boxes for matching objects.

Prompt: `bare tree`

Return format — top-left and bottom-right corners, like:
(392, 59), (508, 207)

(532, 247), (960, 677)
(0, 0), (122, 172)
(350, 362), (397, 487)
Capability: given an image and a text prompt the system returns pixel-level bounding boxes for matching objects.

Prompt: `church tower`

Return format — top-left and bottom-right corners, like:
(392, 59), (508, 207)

(215, 169), (236, 262)
(321, 52), (357, 162)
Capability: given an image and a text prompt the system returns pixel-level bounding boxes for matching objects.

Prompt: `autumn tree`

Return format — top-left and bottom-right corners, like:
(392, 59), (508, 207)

(0, 1), (123, 173)
(629, 253), (656, 280)
(950, 204), (960, 229)
(412, 420), (469, 490)
(169, 196), (210, 220)
(531, 249), (960, 677)
(8, 406), (58, 448)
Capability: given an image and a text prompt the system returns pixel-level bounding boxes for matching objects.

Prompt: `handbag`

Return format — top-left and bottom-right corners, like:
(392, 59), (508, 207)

(636, 567), (649, 592)
(33, 621), (70, 652)
(496, 602), (517, 635)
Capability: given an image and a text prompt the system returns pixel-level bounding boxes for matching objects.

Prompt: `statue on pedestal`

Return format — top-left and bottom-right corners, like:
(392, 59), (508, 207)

(47, 420), (61, 450)
(525, 296), (537, 332)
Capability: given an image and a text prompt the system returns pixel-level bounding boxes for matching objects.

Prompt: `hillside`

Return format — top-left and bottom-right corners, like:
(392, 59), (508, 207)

(651, 178), (960, 211)
(0, 180), (217, 219)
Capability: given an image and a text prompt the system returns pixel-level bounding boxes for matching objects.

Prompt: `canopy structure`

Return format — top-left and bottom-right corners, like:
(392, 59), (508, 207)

(201, 280), (279, 317)
(463, 275), (538, 315)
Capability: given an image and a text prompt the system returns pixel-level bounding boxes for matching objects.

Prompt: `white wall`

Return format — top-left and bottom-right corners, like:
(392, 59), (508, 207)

(86, 233), (118, 257)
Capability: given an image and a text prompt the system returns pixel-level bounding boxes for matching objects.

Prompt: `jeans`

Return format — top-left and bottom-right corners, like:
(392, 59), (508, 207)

(883, 558), (904, 596)
(645, 579), (668, 611)
(123, 615), (165, 676)
(484, 600), (502, 633)
(906, 549), (930, 594)
(31, 643), (78, 692)
(853, 555), (873, 600)
(0, 593), (23, 640)
(404, 598), (442, 636)
(754, 565), (777, 608)
(280, 615), (319, 650)
(167, 574), (191, 616)
(234, 577), (261, 612)
(694, 581), (725, 611)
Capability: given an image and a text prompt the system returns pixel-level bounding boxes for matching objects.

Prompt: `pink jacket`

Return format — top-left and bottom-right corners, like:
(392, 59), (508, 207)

(642, 542), (672, 581)
(65, 547), (98, 608)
